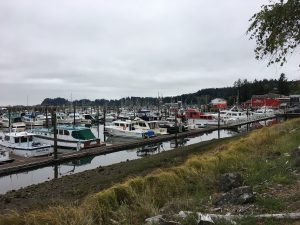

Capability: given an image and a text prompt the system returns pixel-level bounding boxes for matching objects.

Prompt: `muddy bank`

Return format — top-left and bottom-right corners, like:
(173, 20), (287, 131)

(0, 136), (240, 213)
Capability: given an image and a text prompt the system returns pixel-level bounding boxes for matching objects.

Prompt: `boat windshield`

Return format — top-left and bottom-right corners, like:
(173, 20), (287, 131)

(71, 129), (96, 140)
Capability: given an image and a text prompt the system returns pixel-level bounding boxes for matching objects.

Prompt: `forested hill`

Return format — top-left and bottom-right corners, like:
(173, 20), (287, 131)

(41, 76), (300, 107)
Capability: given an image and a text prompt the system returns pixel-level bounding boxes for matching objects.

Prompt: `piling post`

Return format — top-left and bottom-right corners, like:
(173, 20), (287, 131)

(8, 107), (11, 130)
(54, 165), (58, 179)
(52, 110), (58, 160)
(103, 107), (106, 141)
(73, 104), (76, 126)
(218, 110), (220, 139)
(45, 106), (49, 128)
(246, 107), (249, 131)
(97, 106), (100, 139)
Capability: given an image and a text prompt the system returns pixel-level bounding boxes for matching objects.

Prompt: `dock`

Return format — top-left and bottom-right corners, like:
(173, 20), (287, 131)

(0, 115), (280, 176)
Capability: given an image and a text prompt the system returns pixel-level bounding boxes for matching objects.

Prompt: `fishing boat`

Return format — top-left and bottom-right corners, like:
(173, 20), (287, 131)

(0, 148), (14, 164)
(185, 108), (223, 127)
(105, 120), (155, 138)
(32, 125), (104, 150)
(0, 131), (52, 157)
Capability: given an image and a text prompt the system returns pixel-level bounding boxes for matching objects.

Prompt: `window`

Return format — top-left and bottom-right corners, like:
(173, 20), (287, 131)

(21, 137), (27, 143)
(64, 130), (70, 135)
(4, 136), (10, 141)
(59, 130), (63, 135)
(15, 137), (20, 143)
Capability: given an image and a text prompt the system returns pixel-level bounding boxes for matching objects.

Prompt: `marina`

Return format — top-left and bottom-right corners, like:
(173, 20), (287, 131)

(0, 113), (282, 195)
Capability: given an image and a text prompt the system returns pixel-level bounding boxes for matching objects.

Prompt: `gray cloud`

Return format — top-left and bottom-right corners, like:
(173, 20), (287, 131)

(0, 0), (299, 105)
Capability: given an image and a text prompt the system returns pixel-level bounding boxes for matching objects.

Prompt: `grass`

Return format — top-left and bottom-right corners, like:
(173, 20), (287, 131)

(1, 118), (300, 225)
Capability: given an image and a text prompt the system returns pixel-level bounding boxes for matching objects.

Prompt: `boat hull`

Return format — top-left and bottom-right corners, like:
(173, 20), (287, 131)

(33, 135), (102, 150)
(105, 127), (144, 138)
(0, 144), (53, 157)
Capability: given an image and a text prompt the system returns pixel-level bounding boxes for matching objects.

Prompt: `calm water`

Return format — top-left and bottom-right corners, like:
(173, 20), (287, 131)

(0, 125), (235, 194)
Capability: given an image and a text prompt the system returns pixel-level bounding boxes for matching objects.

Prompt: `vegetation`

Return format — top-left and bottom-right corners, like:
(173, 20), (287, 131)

(247, 0), (300, 66)
(41, 77), (299, 107)
(0, 118), (300, 225)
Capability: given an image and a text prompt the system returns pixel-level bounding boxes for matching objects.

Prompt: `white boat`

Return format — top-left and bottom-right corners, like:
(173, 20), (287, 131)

(0, 131), (53, 157)
(133, 118), (168, 135)
(105, 120), (154, 138)
(22, 116), (44, 127)
(216, 106), (250, 123)
(81, 114), (96, 125)
(56, 113), (73, 125)
(185, 108), (224, 127)
(253, 106), (276, 116)
(67, 113), (83, 124)
(1, 114), (26, 130)
(32, 125), (104, 150)
(0, 148), (14, 164)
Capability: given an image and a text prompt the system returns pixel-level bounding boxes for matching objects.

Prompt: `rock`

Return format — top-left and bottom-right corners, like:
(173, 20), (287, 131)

(291, 147), (300, 158)
(268, 151), (282, 159)
(215, 186), (255, 206)
(294, 158), (300, 167)
(145, 215), (181, 225)
(219, 173), (243, 192)
(291, 147), (300, 167)
(198, 214), (214, 225)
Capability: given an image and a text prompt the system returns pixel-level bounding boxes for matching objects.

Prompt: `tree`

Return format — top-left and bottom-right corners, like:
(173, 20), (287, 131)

(278, 73), (289, 95)
(247, 0), (300, 66)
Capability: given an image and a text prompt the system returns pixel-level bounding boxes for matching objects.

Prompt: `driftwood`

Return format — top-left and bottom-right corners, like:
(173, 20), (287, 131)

(178, 211), (300, 224)
(145, 211), (300, 225)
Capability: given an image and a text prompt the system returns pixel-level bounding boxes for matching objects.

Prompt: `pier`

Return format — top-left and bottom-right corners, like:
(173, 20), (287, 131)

(0, 115), (279, 176)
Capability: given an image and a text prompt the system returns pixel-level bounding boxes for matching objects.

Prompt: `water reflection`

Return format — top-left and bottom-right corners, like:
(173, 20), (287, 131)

(0, 129), (234, 194)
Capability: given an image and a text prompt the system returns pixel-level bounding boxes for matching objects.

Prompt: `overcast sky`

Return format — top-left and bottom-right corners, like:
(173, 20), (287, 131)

(0, 0), (299, 105)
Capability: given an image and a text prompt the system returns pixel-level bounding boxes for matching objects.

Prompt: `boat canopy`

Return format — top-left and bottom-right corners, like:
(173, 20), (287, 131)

(71, 129), (96, 140)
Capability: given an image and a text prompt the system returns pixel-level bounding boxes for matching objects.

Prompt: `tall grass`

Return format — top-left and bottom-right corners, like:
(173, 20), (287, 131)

(1, 118), (300, 225)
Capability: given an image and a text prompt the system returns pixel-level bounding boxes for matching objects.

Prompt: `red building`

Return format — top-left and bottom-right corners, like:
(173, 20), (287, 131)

(210, 98), (227, 109)
(251, 94), (281, 109)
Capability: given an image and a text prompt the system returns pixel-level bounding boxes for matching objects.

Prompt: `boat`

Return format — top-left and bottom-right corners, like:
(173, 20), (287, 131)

(185, 108), (223, 127)
(0, 148), (14, 164)
(0, 113), (26, 130)
(56, 113), (73, 125)
(133, 117), (168, 135)
(215, 106), (250, 123)
(67, 113), (83, 124)
(136, 109), (160, 121)
(32, 125), (104, 150)
(105, 120), (155, 138)
(253, 106), (276, 117)
(22, 115), (44, 127)
(0, 130), (53, 157)
(81, 114), (96, 125)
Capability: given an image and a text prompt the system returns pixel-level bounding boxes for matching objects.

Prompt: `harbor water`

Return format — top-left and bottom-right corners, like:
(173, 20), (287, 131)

(0, 125), (235, 194)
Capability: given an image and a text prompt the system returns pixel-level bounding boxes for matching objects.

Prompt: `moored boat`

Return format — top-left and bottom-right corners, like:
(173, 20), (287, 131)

(0, 131), (53, 157)
(32, 125), (104, 150)
(105, 120), (155, 138)
(0, 148), (14, 164)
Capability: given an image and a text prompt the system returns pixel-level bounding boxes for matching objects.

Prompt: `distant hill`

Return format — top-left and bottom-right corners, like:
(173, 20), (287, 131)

(41, 77), (300, 107)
